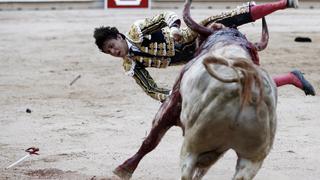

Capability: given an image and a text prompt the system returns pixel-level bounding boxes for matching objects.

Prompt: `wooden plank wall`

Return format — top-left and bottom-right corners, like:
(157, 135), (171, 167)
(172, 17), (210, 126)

(152, 0), (320, 9)
(0, 0), (319, 10)
(0, 0), (102, 10)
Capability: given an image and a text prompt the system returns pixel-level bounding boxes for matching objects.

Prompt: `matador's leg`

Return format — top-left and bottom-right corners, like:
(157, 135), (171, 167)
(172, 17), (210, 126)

(273, 70), (316, 96)
(201, 0), (299, 27)
(180, 0), (299, 44)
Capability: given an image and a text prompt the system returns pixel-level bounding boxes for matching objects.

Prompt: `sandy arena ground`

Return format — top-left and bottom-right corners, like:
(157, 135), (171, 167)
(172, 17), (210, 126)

(0, 7), (320, 180)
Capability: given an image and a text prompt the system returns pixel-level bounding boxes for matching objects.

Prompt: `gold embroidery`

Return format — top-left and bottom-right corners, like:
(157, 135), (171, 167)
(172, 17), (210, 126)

(139, 57), (144, 63)
(158, 43), (164, 56)
(155, 59), (161, 68)
(162, 43), (167, 56)
(199, 3), (250, 26)
(161, 27), (175, 56)
(153, 43), (158, 55)
(149, 43), (155, 55)
(122, 58), (132, 72)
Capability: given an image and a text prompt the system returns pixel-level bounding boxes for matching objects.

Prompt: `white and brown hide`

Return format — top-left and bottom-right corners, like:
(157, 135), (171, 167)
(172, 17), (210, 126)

(179, 30), (278, 180)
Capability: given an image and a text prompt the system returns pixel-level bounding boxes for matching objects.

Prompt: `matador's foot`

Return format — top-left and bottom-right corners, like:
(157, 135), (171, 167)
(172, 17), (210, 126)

(291, 70), (316, 96)
(113, 166), (133, 180)
(287, 0), (299, 8)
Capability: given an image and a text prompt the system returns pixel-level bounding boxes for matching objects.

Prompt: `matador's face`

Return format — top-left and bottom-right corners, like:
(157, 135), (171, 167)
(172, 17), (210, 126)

(102, 34), (128, 58)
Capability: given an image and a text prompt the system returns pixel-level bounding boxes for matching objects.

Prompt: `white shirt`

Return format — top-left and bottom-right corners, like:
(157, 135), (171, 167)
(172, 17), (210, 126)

(125, 39), (138, 77)
(126, 39), (141, 57)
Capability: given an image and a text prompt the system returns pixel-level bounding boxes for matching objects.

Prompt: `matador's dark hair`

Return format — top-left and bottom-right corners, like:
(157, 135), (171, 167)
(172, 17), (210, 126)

(93, 26), (125, 51)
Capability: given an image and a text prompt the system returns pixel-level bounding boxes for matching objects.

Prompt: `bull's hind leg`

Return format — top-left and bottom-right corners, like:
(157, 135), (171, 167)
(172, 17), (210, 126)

(193, 168), (209, 180)
(180, 146), (225, 180)
(232, 157), (264, 180)
(180, 139), (198, 180)
(181, 153), (197, 180)
(193, 151), (225, 180)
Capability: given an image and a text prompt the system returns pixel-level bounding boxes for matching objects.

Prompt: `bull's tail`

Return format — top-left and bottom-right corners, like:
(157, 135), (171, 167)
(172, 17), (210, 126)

(203, 55), (264, 108)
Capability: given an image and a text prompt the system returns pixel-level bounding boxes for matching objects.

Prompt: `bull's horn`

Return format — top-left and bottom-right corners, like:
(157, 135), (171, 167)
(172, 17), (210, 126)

(183, 0), (215, 36)
(254, 17), (269, 51)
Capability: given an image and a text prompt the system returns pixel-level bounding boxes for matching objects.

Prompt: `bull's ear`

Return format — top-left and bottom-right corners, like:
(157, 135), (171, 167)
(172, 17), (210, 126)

(254, 17), (269, 51)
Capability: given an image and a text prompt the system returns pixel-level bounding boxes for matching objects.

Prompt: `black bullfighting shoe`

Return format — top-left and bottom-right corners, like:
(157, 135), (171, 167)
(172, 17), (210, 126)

(291, 70), (316, 96)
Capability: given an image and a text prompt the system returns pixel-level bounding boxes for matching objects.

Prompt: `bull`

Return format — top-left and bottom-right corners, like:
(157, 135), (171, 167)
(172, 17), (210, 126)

(113, 0), (277, 179)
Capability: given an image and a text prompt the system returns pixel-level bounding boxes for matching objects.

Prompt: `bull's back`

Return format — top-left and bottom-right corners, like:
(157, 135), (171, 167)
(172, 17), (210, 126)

(179, 52), (277, 157)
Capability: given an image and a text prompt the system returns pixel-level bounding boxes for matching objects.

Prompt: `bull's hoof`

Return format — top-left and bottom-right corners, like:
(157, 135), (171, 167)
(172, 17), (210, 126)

(113, 166), (133, 180)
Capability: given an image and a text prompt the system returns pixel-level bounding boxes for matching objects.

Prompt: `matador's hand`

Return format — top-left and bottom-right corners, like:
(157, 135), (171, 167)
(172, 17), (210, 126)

(207, 22), (226, 30)
(170, 27), (183, 42)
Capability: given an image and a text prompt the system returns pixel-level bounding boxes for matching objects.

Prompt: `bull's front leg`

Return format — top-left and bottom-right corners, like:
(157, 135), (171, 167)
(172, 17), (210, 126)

(113, 90), (182, 179)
